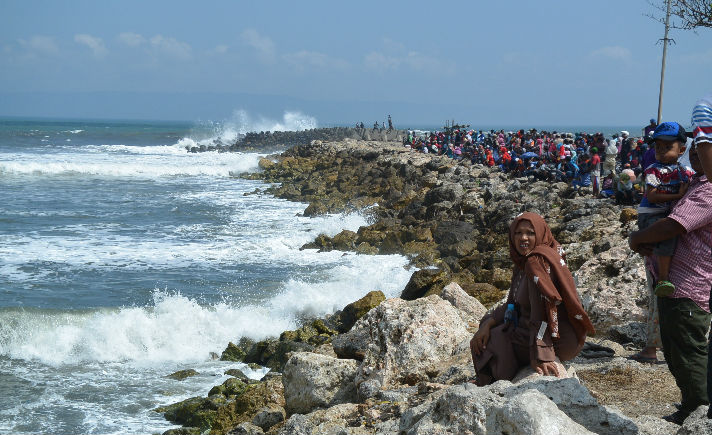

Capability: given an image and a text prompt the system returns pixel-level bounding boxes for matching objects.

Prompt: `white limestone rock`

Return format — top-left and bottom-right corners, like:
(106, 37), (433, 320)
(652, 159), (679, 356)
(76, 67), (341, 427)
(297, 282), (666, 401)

(282, 352), (359, 415)
(334, 295), (471, 399)
(440, 281), (487, 324)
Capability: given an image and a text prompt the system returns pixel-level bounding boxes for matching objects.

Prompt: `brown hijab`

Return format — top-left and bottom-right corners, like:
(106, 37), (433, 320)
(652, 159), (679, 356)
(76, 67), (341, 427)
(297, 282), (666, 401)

(509, 212), (595, 345)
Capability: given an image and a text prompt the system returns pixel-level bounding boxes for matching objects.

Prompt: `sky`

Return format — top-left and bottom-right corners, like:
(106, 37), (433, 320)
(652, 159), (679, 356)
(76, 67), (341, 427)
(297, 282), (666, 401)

(0, 0), (710, 128)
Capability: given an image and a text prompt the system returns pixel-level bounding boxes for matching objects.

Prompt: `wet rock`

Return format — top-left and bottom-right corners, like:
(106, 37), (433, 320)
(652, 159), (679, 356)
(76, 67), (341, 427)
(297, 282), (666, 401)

(300, 233), (333, 251)
(167, 369), (199, 381)
(257, 158), (274, 170)
(226, 422), (264, 434)
(155, 396), (226, 431)
(162, 428), (202, 435)
(221, 342), (247, 362)
(224, 368), (250, 382)
(244, 338), (314, 372)
(209, 378), (249, 398)
(400, 268), (448, 300)
(355, 242), (379, 255)
(331, 230), (357, 250)
(336, 290), (385, 333)
(251, 404), (286, 431)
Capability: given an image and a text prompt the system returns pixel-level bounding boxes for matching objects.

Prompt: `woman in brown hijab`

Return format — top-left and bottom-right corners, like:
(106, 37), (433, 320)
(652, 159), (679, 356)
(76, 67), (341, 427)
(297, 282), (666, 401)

(470, 212), (595, 385)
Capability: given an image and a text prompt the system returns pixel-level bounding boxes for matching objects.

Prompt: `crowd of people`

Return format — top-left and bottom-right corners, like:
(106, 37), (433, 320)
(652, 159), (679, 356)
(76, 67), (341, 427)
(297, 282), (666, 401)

(463, 92), (712, 426)
(403, 125), (661, 202)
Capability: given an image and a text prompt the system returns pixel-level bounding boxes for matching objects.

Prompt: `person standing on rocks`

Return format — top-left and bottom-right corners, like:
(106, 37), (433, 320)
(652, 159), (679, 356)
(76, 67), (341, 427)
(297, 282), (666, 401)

(628, 135), (712, 425)
(470, 213), (595, 385)
(603, 135), (619, 176)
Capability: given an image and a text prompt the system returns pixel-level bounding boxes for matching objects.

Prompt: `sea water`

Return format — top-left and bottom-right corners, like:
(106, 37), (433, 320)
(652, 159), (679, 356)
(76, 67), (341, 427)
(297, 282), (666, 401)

(0, 114), (413, 434)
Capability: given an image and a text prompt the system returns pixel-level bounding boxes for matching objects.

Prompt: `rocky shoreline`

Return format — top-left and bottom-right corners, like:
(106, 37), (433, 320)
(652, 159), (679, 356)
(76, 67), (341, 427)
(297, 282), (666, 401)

(154, 139), (710, 435)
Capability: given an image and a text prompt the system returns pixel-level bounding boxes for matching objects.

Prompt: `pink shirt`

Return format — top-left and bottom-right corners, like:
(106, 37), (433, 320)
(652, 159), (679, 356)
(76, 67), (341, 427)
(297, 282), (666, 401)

(667, 174), (712, 312)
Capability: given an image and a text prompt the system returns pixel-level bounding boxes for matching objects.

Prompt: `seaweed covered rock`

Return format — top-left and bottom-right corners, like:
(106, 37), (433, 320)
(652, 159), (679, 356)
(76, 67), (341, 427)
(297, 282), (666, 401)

(167, 369), (199, 381)
(221, 342), (247, 362)
(400, 268), (448, 300)
(157, 376), (285, 435)
(335, 290), (385, 333)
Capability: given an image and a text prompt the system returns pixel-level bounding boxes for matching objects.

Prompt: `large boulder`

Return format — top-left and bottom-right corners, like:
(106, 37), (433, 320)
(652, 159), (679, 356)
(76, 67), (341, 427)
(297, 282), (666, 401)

(574, 241), (647, 333)
(496, 377), (639, 435)
(333, 295), (471, 399)
(439, 282), (487, 325)
(400, 268), (448, 300)
(282, 352), (360, 415)
(423, 182), (464, 206)
(277, 403), (376, 435)
(399, 383), (594, 435)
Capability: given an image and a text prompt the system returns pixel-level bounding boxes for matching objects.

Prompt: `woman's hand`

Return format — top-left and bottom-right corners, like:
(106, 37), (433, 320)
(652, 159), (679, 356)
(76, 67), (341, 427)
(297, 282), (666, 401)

(470, 318), (495, 356)
(531, 359), (561, 377)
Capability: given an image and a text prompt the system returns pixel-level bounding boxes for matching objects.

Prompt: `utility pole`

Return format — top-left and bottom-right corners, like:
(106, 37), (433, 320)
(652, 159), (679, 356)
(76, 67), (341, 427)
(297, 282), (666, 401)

(657, 0), (672, 124)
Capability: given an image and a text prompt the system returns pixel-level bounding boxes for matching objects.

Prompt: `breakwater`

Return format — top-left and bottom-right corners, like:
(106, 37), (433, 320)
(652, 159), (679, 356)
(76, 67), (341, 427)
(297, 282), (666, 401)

(155, 139), (698, 435)
(185, 127), (406, 153)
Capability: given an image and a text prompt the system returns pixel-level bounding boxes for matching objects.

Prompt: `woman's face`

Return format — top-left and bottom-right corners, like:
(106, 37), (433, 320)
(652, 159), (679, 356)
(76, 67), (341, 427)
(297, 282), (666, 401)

(513, 220), (536, 256)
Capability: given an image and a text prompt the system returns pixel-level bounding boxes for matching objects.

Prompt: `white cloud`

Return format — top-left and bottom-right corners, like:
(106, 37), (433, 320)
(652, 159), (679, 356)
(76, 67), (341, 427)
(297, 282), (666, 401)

(364, 49), (453, 76)
(117, 32), (146, 47)
(211, 44), (229, 54)
(241, 28), (275, 62)
(364, 51), (401, 72)
(17, 35), (59, 55)
(282, 50), (349, 71)
(363, 37), (454, 76)
(74, 34), (107, 57)
(149, 35), (192, 60)
(589, 46), (632, 62)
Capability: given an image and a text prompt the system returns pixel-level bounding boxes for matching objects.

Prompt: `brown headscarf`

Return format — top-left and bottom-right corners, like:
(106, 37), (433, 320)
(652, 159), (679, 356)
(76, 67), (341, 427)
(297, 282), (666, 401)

(509, 212), (595, 345)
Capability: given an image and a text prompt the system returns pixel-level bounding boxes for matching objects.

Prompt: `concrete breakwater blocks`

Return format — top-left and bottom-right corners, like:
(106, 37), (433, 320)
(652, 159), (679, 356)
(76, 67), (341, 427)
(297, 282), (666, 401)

(186, 127), (406, 153)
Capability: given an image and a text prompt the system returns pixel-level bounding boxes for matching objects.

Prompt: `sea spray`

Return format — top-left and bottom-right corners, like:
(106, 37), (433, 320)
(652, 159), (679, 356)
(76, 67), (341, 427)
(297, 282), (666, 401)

(182, 109), (318, 149)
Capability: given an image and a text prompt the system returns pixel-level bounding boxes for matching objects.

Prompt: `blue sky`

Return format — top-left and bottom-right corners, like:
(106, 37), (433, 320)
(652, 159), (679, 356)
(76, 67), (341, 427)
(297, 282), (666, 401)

(0, 0), (709, 127)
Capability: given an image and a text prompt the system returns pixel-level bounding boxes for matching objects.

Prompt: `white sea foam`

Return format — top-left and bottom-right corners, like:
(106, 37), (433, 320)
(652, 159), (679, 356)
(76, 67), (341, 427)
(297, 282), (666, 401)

(0, 149), (262, 178)
(0, 201), (368, 277)
(0, 252), (411, 366)
(84, 143), (189, 155)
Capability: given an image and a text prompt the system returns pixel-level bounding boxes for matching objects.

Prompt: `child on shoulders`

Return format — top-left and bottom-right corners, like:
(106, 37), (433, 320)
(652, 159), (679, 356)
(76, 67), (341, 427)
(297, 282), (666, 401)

(636, 122), (693, 296)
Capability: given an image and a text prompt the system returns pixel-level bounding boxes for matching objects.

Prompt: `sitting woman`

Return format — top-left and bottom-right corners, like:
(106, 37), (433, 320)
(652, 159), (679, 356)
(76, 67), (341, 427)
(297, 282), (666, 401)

(470, 212), (595, 385)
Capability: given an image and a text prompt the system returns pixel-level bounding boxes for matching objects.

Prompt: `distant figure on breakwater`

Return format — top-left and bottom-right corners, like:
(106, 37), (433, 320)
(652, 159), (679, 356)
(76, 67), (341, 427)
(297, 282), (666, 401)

(388, 115), (393, 130)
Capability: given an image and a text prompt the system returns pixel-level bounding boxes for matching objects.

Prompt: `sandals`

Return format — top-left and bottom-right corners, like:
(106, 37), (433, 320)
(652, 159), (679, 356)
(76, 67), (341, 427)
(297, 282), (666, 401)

(655, 280), (675, 297)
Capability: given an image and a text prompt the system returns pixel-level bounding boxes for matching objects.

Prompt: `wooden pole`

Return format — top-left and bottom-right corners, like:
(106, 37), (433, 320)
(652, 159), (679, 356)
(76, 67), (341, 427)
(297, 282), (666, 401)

(657, 0), (671, 124)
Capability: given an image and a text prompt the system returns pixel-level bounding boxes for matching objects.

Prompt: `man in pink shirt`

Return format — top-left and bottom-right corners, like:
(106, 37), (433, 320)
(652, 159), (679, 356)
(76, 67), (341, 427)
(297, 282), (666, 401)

(629, 137), (712, 424)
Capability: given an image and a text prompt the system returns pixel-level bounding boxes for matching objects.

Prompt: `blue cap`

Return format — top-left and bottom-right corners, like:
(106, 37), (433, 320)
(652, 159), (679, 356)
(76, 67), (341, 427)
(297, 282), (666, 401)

(652, 122), (688, 143)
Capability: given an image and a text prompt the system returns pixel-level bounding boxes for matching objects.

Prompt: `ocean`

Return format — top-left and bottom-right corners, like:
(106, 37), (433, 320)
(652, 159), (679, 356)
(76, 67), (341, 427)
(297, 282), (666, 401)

(0, 115), (414, 434)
